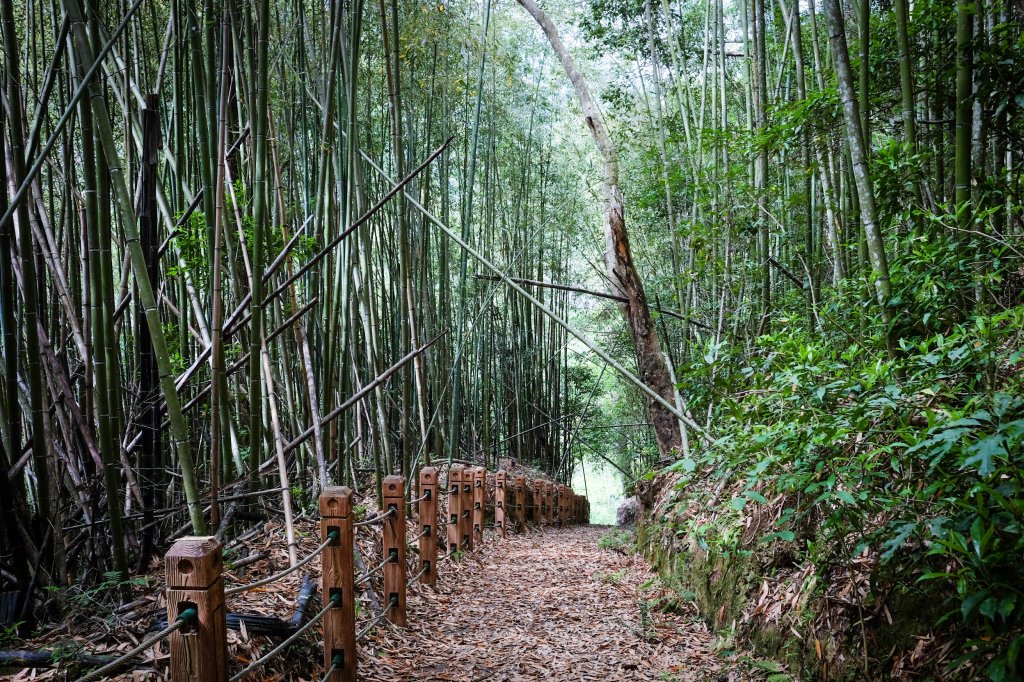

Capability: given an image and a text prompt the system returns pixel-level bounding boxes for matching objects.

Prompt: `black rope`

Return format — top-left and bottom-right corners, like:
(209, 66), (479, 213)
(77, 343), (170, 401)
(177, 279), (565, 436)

(225, 530), (338, 596)
(354, 507), (396, 528)
(73, 609), (197, 682)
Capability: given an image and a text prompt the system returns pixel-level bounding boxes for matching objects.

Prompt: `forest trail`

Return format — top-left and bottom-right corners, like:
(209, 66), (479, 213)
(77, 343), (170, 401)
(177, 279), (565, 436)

(359, 525), (738, 681)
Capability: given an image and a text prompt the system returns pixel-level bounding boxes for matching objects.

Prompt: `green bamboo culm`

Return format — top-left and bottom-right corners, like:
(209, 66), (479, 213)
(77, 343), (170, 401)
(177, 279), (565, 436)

(75, 46), (130, 595)
(2, 0), (57, 575)
(248, 0), (272, 478)
(63, 0), (208, 535)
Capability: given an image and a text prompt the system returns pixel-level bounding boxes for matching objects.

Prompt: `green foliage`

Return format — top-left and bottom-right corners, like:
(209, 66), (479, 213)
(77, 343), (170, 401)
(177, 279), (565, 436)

(169, 182), (317, 291)
(637, 596), (656, 641)
(598, 528), (636, 554)
(169, 209), (209, 288)
(0, 621), (24, 648)
(742, 656), (792, 681)
(48, 641), (84, 665)
(58, 571), (149, 612)
(662, 230), (1024, 678)
(595, 568), (628, 584)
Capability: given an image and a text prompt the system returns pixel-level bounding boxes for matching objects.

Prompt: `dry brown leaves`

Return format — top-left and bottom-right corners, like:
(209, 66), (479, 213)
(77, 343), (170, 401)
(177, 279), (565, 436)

(357, 525), (748, 681)
(7, 489), (750, 681)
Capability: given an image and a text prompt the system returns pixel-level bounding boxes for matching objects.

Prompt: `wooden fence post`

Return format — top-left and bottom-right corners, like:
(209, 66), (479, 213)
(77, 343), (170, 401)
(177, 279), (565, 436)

(382, 475), (406, 626)
(533, 479), (544, 528)
(522, 480), (531, 528)
(495, 470), (507, 538)
(515, 475), (526, 531)
(320, 487), (355, 682)
(460, 467), (473, 551)
(472, 467), (485, 544)
(546, 482), (554, 526)
(553, 484), (562, 527)
(418, 467), (438, 585)
(507, 477), (518, 533)
(539, 482), (547, 527)
(447, 464), (463, 556)
(165, 536), (227, 682)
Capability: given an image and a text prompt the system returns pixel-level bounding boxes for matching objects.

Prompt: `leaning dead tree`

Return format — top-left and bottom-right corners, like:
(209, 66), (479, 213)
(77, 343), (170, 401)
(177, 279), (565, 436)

(516, 0), (682, 457)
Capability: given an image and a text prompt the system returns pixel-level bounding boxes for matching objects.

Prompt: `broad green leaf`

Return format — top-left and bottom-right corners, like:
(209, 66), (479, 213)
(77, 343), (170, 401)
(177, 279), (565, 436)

(881, 522), (917, 561)
(963, 434), (1006, 476)
(961, 589), (989, 621)
(834, 490), (856, 505)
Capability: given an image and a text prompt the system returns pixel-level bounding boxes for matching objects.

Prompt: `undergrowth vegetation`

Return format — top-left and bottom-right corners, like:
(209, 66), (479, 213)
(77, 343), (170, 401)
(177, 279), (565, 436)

(658, 231), (1024, 679)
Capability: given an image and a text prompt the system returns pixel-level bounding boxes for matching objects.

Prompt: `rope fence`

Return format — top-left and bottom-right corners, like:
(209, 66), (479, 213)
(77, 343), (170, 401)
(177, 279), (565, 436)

(318, 653), (343, 682)
(229, 594), (340, 681)
(224, 530), (338, 596)
(354, 554), (391, 584)
(355, 596), (398, 641)
(352, 507), (395, 528)
(71, 465), (589, 682)
(72, 608), (197, 682)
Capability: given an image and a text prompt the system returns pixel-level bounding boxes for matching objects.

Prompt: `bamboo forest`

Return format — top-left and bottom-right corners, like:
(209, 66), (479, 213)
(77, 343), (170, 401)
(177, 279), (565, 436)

(0, 0), (1022, 679)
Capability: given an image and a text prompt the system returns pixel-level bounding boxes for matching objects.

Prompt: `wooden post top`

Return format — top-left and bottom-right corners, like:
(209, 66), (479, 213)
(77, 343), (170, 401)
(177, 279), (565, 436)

(320, 486), (354, 517)
(473, 467), (485, 484)
(383, 475), (404, 498)
(496, 470), (507, 483)
(514, 475), (525, 485)
(420, 466), (438, 484)
(165, 536), (222, 589)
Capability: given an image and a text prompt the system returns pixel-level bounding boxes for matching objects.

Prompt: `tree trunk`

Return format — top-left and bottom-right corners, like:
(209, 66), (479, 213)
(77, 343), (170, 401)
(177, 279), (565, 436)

(516, 0), (682, 457)
(893, 0), (923, 229)
(955, 0), (973, 229)
(822, 0), (897, 358)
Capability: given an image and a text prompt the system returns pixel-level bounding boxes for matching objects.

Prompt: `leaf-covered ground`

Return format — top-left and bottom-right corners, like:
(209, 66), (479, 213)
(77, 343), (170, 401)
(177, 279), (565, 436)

(358, 525), (754, 681)
(5, 516), (769, 680)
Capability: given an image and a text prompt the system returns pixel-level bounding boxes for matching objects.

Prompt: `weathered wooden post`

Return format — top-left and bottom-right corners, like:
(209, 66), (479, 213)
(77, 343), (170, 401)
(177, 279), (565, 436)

(515, 475), (526, 532)
(545, 482), (555, 526)
(418, 467), (438, 585)
(533, 479), (544, 527)
(537, 482), (545, 527)
(460, 467), (474, 551)
(553, 484), (562, 527)
(507, 477), (518, 533)
(382, 475), (406, 626)
(165, 536), (227, 682)
(495, 470), (507, 538)
(472, 467), (485, 544)
(447, 464), (463, 556)
(320, 487), (355, 682)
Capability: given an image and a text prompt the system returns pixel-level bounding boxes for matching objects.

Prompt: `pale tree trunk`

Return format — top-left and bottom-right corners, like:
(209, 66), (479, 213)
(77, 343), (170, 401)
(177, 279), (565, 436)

(823, 0), (897, 357)
(516, 0), (682, 457)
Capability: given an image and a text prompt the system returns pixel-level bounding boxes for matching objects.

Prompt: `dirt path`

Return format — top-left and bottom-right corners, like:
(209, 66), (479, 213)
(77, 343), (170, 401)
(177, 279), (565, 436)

(357, 525), (742, 681)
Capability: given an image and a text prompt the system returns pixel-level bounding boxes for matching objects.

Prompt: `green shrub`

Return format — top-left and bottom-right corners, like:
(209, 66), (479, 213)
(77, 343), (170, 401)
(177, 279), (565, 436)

(598, 528), (636, 554)
(661, 232), (1024, 679)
